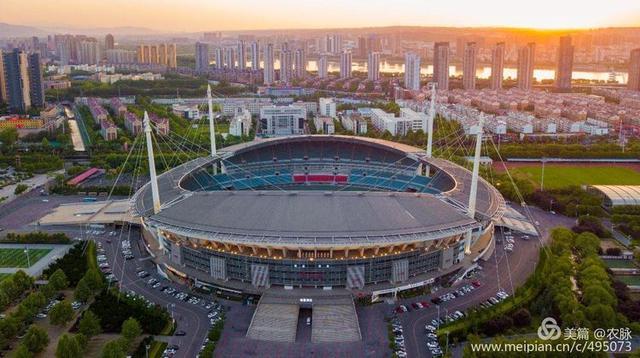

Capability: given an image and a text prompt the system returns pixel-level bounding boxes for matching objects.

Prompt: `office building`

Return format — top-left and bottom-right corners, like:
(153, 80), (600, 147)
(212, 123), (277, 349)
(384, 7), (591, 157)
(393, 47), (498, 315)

(105, 34), (115, 50)
(404, 52), (421, 91)
(319, 97), (336, 118)
(340, 51), (352, 79)
(237, 41), (246, 70)
(556, 36), (574, 90)
(462, 42), (477, 90)
(250, 41), (259, 71)
(517, 43), (535, 90)
(490, 42), (505, 90)
(195, 42), (210, 73)
(279, 49), (293, 83)
(259, 105), (306, 136)
(433, 42), (450, 90)
(628, 49), (640, 91)
(294, 48), (306, 79)
(318, 54), (328, 79)
(264, 44), (275, 85)
(368, 52), (380, 81)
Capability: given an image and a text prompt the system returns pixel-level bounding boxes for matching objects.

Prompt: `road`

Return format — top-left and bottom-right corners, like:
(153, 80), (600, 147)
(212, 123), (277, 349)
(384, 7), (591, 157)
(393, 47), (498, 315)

(0, 171), (62, 206)
(96, 227), (212, 358)
(397, 206), (574, 358)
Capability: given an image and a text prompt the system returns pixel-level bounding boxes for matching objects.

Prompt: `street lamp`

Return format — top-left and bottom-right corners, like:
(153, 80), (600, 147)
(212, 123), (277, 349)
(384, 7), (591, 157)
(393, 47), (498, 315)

(145, 344), (150, 358)
(166, 303), (175, 321)
(24, 247), (31, 267)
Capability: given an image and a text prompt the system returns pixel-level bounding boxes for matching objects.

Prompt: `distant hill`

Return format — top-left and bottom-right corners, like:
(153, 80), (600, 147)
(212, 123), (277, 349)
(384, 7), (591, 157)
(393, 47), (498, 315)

(0, 22), (47, 38)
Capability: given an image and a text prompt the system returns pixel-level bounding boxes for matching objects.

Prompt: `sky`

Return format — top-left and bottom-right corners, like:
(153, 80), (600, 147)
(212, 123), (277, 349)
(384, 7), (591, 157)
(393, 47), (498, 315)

(2, 0), (640, 32)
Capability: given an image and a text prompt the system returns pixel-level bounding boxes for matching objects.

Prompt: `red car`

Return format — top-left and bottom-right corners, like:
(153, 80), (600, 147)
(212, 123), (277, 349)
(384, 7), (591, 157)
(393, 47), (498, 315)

(421, 301), (431, 308)
(411, 302), (421, 310)
(472, 281), (481, 288)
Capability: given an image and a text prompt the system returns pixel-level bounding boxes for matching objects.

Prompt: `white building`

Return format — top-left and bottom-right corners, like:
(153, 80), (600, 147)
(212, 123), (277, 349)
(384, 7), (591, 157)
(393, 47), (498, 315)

(319, 98), (337, 118)
(318, 54), (328, 78)
(370, 108), (413, 136)
(367, 52), (380, 81)
(230, 107), (252, 137)
(404, 52), (421, 91)
(341, 112), (368, 135)
(340, 51), (352, 79)
(250, 41), (259, 71)
(264, 44), (275, 85)
(314, 116), (335, 134)
(399, 108), (428, 132)
(172, 104), (201, 120)
(259, 105), (306, 136)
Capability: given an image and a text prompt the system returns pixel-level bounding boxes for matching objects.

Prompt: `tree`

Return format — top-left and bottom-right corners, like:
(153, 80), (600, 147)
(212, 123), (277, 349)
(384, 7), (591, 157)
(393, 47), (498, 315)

(121, 318), (142, 345)
(48, 269), (69, 291)
(41, 138), (50, 148)
(0, 128), (19, 146)
(49, 301), (73, 326)
(100, 339), (126, 358)
(12, 344), (33, 358)
(14, 184), (29, 195)
(55, 334), (82, 358)
(84, 269), (104, 292)
(22, 325), (49, 353)
(78, 311), (101, 337)
(74, 278), (92, 302)
(511, 308), (532, 327)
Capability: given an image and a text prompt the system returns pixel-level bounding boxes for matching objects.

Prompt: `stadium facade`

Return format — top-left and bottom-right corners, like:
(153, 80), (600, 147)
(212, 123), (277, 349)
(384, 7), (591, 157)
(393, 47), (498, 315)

(133, 135), (505, 294)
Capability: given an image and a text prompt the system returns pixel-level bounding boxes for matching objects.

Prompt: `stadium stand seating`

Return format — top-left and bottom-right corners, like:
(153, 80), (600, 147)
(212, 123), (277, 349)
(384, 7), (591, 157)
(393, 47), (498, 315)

(246, 303), (300, 342)
(311, 303), (362, 343)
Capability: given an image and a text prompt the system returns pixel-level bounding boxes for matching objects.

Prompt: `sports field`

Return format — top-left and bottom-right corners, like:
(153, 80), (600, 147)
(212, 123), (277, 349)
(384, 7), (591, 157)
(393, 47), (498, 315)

(0, 248), (52, 268)
(497, 163), (640, 190)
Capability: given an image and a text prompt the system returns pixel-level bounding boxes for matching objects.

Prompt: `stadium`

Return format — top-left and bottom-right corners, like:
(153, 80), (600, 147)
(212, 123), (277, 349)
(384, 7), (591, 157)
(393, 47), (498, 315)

(132, 135), (505, 296)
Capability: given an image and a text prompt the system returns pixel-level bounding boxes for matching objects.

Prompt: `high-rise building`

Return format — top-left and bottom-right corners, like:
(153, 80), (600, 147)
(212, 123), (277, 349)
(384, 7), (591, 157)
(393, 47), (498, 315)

(1, 49), (32, 112)
(339, 51), (352, 79)
(237, 41), (246, 70)
(328, 34), (343, 54)
(404, 52), (421, 91)
(357, 37), (367, 58)
(367, 52), (381, 81)
(78, 39), (99, 65)
(0, 51), (6, 104)
(555, 36), (574, 90)
(490, 42), (505, 90)
(264, 43), (275, 85)
(517, 43), (535, 90)
(224, 47), (235, 69)
(279, 48), (293, 83)
(214, 48), (223, 70)
(294, 48), (306, 79)
(250, 41), (259, 71)
(627, 48), (640, 91)
(318, 54), (328, 79)
(203, 32), (221, 42)
(106, 49), (136, 64)
(166, 44), (177, 68)
(462, 42), (477, 90)
(136, 43), (177, 68)
(195, 42), (210, 73)
(27, 53), (43, 108)
(433, 42), (450, 90)
(105, 34), (115, 50)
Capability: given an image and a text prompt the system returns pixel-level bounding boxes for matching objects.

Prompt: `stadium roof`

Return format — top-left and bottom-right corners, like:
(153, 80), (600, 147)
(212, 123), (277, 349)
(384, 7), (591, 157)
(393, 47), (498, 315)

(590, 185), (640, 207)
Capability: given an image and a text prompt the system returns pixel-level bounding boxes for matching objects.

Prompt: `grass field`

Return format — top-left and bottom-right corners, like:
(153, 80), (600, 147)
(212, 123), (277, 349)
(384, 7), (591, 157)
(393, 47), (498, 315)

(616, 275), (640, 286)
(0, 248), (52, 268)
(0, 273), (11, 282)
(604, 259), (637, 269)
(503, 164), (640, 190)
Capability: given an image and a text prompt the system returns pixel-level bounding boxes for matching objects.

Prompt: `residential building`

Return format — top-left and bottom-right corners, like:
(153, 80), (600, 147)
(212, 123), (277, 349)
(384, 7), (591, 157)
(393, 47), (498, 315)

(230, 107), (252, 137)
(27, 53), (43, 108)
(237, 41), (246, 70)
(149, 113), (170, 136)
(369, 108), (412, 136)
(172, 104), (200, 120)
(124, 111), (142, 135)
(433, 42), (450, 90)
(340, 51), (352, 79)
(136, 43), (177, 68)
(264, 44), (275, 85)
(78, 39), (99, 65)
(100, 118), (118, 141)
(340, 112), (367, 134)
(294, 48), (306, 79)
(1, 49), (33, 112)
(367, 52), (380, 81)
(224, 47), (236, 69)
(105, 34), (115, 50)
(109, 97), (127, 116)
(556, 36), (574, 90)
(214, 48), (223, 70)
(462, 42), (477, 90)
(404, 52), (421, 91)
(318, 54), (328, 79)
(195, 42), (210, 73)
(250, 41), (259, 71)
(319, 97), (336, 117)
(490, 42), (505, 90)
(105, 49), (136, 64)
(628, 48), (640, 91)
(517, 43), (536, 90)
(259, 105), (306, 136)
(279, 49), (293, 83)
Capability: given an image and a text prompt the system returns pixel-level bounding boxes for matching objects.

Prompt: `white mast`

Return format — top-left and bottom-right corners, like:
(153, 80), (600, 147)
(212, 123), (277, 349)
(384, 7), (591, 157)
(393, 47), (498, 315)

(144, 111), (161, 214)
(467, 114), (484, 219)
(426, 82), (436, 158)
(207, 84), (217, 157)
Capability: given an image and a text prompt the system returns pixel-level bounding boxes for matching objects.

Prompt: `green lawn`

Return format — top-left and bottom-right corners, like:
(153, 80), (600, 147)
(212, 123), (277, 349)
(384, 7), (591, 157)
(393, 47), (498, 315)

(616, 275), (640, 286)
(0, 273), (11, 282)
(603, 259), (637, 269)
(509, 165), (640, 189)
(0, 248), (52, 268)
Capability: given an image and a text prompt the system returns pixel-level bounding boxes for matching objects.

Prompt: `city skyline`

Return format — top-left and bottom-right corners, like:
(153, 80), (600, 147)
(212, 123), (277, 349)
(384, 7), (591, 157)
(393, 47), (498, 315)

(2, 0), (640, 32)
